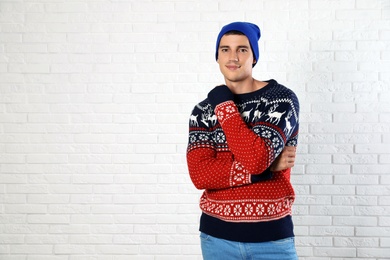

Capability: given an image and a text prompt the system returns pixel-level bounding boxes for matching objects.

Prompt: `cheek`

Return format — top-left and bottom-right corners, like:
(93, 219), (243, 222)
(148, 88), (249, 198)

(243, 55), (254, 65)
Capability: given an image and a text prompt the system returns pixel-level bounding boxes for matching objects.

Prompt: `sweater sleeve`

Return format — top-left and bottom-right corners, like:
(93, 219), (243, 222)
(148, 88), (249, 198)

(186, 102), (255, 190)
(215, 93), (299, 175)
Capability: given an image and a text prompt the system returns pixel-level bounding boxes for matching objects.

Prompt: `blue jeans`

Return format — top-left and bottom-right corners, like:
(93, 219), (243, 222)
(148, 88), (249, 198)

(200, 232), (298, 260)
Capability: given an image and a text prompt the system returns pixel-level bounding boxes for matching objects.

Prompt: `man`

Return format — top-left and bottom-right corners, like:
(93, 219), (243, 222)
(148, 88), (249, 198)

(186, 22), (300, 259)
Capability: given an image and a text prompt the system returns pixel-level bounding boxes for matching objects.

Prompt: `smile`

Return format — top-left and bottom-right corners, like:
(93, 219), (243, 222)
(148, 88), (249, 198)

(226, 65), (241, 70)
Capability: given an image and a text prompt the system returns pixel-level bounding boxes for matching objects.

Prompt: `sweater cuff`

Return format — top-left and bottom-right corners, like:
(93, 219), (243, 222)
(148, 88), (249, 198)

(250, 169), (273, 183)
(207, 85), (234, 109)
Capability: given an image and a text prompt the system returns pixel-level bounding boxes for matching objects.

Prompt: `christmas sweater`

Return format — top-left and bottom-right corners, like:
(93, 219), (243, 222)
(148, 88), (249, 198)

(186, 79), (300, 242)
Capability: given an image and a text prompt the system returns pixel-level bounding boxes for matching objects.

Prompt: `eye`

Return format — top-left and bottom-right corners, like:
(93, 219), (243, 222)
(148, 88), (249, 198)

(239, 48), (248, 53)
(221, 48), (229, 53)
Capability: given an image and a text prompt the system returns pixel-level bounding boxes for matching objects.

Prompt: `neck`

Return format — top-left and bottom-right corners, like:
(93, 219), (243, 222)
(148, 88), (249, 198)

(226, 78), (266, 94)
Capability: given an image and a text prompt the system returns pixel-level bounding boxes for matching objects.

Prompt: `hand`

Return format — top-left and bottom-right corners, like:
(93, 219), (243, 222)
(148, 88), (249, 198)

(207, 85), (234, 109)
(270, 146), (296, 172)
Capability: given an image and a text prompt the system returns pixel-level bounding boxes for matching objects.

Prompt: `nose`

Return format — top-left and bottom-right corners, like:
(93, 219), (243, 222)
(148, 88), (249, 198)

(229, 51), (238, 62)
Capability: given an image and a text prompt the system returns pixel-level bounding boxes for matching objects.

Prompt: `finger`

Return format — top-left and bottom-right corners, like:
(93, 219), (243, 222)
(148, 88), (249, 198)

(286, 159), (294, 167)
(288, 153), (296, 158)
(286, 148), (297, 157)
(284, 146), (296, 151)
(283, 151), (296, 158)
(285, 156), (295, 163)
(284, 157), (294, 164)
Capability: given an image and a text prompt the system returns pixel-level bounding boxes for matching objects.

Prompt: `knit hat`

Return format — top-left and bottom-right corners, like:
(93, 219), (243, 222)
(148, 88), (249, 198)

(215, 22), (261, 67)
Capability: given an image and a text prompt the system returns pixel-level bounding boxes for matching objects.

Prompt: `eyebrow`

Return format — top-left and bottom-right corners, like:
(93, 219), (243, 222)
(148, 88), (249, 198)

(219, 45), (250, 49)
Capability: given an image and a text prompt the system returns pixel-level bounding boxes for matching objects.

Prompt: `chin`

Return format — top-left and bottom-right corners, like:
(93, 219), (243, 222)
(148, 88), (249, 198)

(224, 74), (246, 82)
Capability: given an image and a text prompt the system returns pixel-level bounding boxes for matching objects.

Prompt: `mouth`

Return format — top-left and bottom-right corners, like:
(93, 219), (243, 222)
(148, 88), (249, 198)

(226, 64), (241, 70)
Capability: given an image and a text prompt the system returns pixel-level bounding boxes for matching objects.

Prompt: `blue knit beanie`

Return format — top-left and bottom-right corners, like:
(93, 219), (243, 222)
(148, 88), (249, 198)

(215, 22), (261, 67)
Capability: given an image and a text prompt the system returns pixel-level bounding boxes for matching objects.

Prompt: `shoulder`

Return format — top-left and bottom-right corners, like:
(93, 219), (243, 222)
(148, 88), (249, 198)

(189, 99), (215, 128)
(270, 81), (298, 100)
(266, 81), (300, 109)
(261, 81), (300, 121)
(190, 98), (211, 115)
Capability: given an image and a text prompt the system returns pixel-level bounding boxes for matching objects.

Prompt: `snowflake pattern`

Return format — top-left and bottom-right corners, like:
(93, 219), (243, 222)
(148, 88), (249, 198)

(233, 173), (245, 182)
(245, 204), (254, 216)
(216, 110), (224, 121)
(224, 205), (231, 216)
(190, 135), (196, 143)
(272, 137), (280, 148)
(234, 204), (242, 216)
(216, 102), (237, 123)
(200, 195), (294, 221)
(198, 134), (208, 141)
(225, 105), (235, 113)
(230, 161), (250, 187)
(267, 204), (276, 215)
(261, 130), (272, 139)
(215, 132), (226, 143)
(256, 204), (265, 216)
(215, 205), (223, 214)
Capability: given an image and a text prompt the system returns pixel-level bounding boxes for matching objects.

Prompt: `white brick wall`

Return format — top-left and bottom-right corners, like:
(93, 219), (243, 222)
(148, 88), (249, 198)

(0, 0), (389, 259)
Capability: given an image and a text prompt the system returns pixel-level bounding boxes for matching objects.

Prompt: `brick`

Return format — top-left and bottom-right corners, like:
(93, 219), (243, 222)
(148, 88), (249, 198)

(310, 226), (354, 237)
(26, 154), (68, 164)
(309, 144), (353, 154)
(27, 215), (70, 224)
(353, 165), (390, 174)
(333, 154), (378, 165)
(355, 206), (390, 217)
(0, 194), (26, 204)
(28, 195), (69, 204)
(310, 205), (354, 216)
(356, 186), (390, 196)
(335, 237), (379, 248)
(294, 216), (332, 226)
(356, 227), (390, 237)
(6, 184), (47, 194)
(10, 245), (53, 254)
(306, 164), (351, 175)
(358, 248), (390, 258)
(54, 244), (96, 254)
(314, 247), (356, 257)
(311, 185), (355, 195)
(5, 204), (47, 214)
(355, 144), (390, 154)
(332, 195), (378, 206)
(333, 216), (378, 227)
(379, 199), (390, 210)
(296, 236), (332, 247)
(336, 133), (381, 144)
(0, 234), (24, 244)
(334, 72), (379, 82)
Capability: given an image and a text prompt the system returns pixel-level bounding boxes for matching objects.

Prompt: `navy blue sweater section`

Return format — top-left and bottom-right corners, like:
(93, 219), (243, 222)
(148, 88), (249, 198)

(200, 213), (294, 243)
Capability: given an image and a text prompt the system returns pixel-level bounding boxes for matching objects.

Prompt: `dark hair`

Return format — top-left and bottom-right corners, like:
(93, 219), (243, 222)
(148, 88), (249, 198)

(224, 30), (245, 36)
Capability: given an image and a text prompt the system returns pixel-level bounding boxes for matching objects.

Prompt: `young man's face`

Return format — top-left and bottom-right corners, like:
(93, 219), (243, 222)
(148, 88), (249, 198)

(217, 34), (255, 84)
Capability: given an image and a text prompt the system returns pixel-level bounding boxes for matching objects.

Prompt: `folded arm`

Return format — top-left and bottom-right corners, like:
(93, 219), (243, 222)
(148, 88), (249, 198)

(187, 85), (299, 190)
